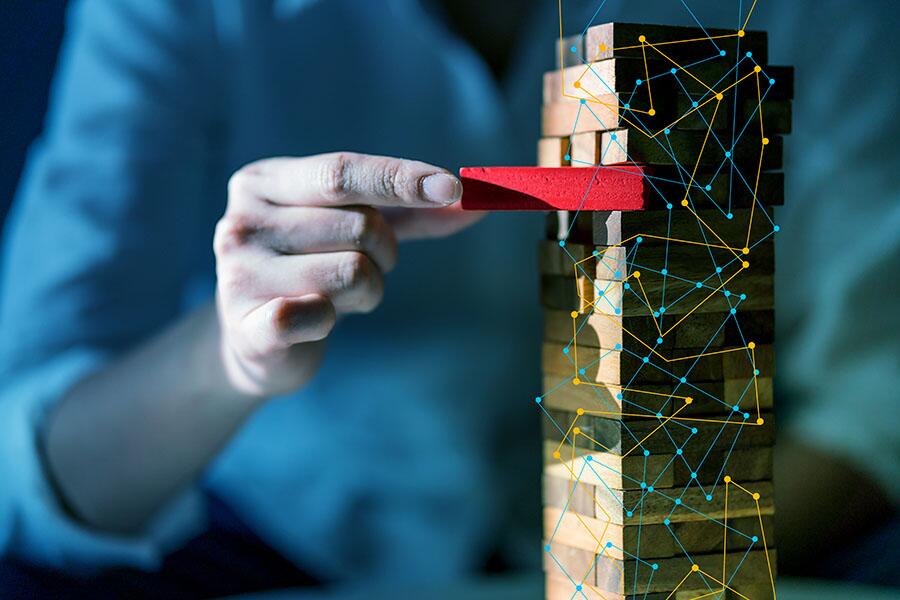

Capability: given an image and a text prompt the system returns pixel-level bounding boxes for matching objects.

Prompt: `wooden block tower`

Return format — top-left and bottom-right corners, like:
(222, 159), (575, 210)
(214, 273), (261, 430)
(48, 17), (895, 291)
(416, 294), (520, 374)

(463, 20), (792, 600)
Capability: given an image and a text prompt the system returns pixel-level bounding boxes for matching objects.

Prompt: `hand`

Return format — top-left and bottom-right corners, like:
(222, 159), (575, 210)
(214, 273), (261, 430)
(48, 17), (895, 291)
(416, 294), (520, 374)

(213, 152), (480, 398)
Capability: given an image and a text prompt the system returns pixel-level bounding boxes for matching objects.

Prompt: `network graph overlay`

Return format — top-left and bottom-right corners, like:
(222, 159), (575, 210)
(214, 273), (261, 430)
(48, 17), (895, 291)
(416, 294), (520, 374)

(537, 2), (786, 599)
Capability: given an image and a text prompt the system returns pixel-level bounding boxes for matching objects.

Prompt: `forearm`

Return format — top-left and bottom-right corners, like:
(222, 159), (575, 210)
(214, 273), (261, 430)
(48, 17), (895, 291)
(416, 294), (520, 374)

(42, 302), (260, 534)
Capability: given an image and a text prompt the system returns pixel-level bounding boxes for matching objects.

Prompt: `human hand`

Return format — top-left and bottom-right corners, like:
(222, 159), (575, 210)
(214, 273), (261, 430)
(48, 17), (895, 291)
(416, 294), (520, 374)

(213, 152), (479, 397)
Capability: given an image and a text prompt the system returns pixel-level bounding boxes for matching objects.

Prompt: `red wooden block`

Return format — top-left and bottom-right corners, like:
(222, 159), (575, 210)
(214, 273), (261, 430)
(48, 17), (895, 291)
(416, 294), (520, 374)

(460, 166), (650, 211)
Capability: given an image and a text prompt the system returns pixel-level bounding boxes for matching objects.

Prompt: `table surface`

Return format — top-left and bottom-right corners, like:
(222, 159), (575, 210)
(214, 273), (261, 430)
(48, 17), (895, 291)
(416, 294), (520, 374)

(225, 574), (898, 600)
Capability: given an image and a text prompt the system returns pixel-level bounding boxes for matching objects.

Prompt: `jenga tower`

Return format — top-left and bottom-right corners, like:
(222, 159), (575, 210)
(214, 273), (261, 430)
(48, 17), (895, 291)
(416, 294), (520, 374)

(536, 22), (791, 600)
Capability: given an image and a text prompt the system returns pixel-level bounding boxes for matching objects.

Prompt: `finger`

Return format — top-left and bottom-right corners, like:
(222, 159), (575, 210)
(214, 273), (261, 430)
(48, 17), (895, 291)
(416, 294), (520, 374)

(238, 294), (336, 357)
(383, 203), (488, 241)
(223, 251), (383, 314)
(229, 153), (462, 209)
(259, 206), (398, 273)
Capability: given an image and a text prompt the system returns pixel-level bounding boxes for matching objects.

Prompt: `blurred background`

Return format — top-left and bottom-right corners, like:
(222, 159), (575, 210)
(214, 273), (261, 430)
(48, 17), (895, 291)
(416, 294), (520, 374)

(0, 0), (898, 598)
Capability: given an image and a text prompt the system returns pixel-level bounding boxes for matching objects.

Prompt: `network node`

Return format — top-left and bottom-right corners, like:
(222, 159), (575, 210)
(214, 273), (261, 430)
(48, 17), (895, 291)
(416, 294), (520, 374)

(753, 492), (761, 500)
(715, 93), (723, 101)
(724, 475), (732, 483)
(685, 397), (693, 405)
(648, 108), (656, 116)
(553, 451), (561, 459)
(576, 408), (585, 415)
(570, 311), (579, 318)
(572, 378), (581, 385)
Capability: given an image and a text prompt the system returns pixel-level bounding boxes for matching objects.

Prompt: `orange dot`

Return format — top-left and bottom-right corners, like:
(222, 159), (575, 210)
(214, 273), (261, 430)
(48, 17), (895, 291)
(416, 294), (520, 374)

(638, 35), (646, 42)
(684, 397), (693, 405)
(681, 199), (689, 207)
(738, 30), (746, 38)
(633, 271), (641, 279)
(573, 81), (581, 89)
(691, 564), (700, 572)
(573, 378), (581, 386)
(762, 137), (770, 145)
(748, 342), (756, 349)
(577, 408), (585, 415)
(715, 93), (724, 100)
(599, 43), (607, 52)
(742, 247), (750, 254)
(573, 427), (581, 435)
(753, 492), (761, 500)
(754, 65), (762, 73)
(724, 475), (732, 483)
(756, 418), (765, 425)
(570, 311), (579, 318)
(553, 451), (561, 459)
(742, 261), (750, 268)
(648, 108), (656, 116)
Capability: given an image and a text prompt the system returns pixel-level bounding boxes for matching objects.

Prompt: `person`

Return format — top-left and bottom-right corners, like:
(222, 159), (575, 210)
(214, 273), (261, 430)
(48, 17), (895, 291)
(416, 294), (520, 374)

(0, 0), (897, 597)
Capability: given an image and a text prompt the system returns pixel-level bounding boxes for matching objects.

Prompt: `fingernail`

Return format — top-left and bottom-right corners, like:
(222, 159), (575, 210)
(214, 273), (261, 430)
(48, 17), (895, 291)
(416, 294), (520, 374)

(422, 173), (462, 205)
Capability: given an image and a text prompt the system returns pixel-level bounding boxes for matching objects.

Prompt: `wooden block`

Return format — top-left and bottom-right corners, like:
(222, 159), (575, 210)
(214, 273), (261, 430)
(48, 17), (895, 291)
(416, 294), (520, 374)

(542, 342), (774, 386)
(546, 575), (715, 600)
(459, 166), (651, 211)
(681, 62), (794, 100)
(585, 208), (779, 247)
(539, 373), (772, 416)
(538, 137), (570, 167)
(571, 128), (783, 170)
(542, 98), (621, 137)
(542, 410), (775, 457)
(590, 241), (776, 281)
(585, 23), (768, 65)
(543, 441), (676, 490)
(542, 308), (775, 353)
(675, 96), (792, 135)
(545, 505), (774, 560)
(543, 59), (674, 105)
(593, 481), (775, 526)
(540, 272), (774, 316)
(560, 34), (585, 67)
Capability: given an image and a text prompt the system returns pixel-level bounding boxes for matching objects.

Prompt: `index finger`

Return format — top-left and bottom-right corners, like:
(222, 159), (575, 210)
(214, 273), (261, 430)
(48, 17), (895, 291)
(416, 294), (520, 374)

(230, 152), (462, 208)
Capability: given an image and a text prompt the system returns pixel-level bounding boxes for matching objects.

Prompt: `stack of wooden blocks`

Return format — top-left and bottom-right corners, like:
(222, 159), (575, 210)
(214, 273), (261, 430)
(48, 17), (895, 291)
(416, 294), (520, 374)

(536, 22), (792, 600)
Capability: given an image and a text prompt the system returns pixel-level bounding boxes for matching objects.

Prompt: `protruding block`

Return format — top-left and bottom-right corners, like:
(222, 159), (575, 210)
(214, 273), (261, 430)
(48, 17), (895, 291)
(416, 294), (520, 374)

(460, 166), (652, 211)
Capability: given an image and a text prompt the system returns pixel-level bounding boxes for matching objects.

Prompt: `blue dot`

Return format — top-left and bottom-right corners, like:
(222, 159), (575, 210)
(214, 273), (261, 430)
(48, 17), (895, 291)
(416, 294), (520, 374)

(576, 585), (583, 591)
(705, 184), (712, 191)
(657, 337), (664, 344)
(733, 405), (740, 411)
(593, 250), (600, 256)
(656, 412), (663, 418)
(648, 486), (654, 492)
(724, 290), (731, 297)
(680, 377), (687, 383)
(740, 293), (747, 300)
(730, 308), (737, 314)
(754, 369), (760, 376)
(615, 343), (622, 350)
(637, 236), (643, 243)
(626, 511), (633, 517)
(624, 283), (631, 290)
(692, 101), (698, 108)
(597, 290), (604, 298)
(652, 563), (659, 570)
(615, 308), (621, 315)
(659, 306), (666, 314)
(564, 154), (570, 161)
(661, 268), (668, 275)
(727, 212), (734, 220)
(691, 427), (698, 434)
(611, 133), (617, 140)
(653, 311), (660, 318)
(535, 396), (542, 404)
(664, 128), (671, 135)
(664, 518), (671, 525)
(614, 271), (621, 278)
(586, 455), (593, 462)
(606, 541), (613, 548)
(716, 267), (723, 273)
(774, 225), (781, 232)
(666, 202), (673, 209)
(676, 448), (683, 455)
(691, 472), (697, 479)
(558, 240), (565, 247)
(720, 50), (726, 57)
(769, 78), (776, 85)
(641, 482), (647, 489)
(617, 393), (624, 400)
(643, 356), (650, 363)
(623, 103), (631, 110)
(670, 68), (677, 74)
(580, 99), (586, 104)
(570, 45), (577, 53)
(643, 449), (650, 456)
(725, 151), (732, 158)
(636, 78), (643, 85)
(562, 347), (569, 354)
(696, 282), (703, 288)
(743, 412), (750, 419)
(746, 51), (753, 57)
(706, 494), (713, 501)
(675, 498), (682, 505)
(545, 544), (551, 551)
(752, 536), (759, 542)
(579, 368), (586, 376)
